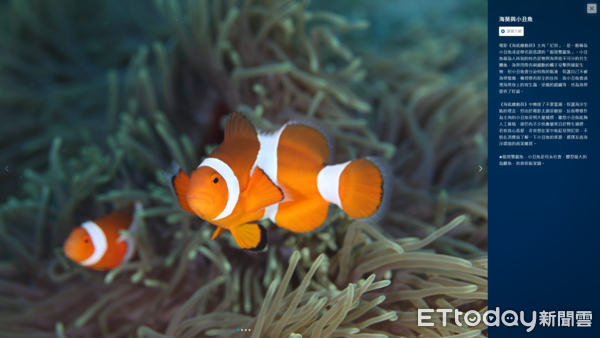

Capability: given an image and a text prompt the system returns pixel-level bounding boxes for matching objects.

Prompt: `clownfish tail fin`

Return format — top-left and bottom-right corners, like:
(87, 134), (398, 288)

(164, 162), (195, 215)
(317, 157), (392, 223)
(230, 223), (268, 251)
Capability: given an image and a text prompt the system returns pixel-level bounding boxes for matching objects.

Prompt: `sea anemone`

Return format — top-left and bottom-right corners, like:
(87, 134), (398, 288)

(0, 0), (487, 337)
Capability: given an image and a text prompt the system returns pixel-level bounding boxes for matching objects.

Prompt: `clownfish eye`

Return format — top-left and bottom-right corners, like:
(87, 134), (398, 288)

(84, 239), (89, 243)
(213, 177), (219, 184)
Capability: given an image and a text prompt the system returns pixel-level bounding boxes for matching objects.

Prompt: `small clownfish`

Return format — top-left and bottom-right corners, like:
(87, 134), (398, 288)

(63, 202), (143, 270)
(169, 112), (391, 251)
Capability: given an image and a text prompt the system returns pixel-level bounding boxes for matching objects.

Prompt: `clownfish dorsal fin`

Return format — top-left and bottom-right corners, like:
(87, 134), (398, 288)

(224, 112), (258, 143)
(211, 226), (225, 240)
(170, 169), (195, 215)
(230, 223), (268, 251)
(278, 122), (331, 165)
(244, 167), (284, 214)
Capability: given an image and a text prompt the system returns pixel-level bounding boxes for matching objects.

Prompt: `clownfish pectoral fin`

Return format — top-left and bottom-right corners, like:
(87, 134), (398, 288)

(224, 112), (258, 143)
(279, 185), (294, 203)
(167, 168), (195, 215)
(211, 226), (225, 240)
(244, 168), (284, 214)
(230, 223), (267, 251)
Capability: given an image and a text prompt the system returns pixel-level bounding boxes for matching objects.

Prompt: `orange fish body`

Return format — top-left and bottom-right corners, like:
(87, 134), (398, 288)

(63, 202), (142, 270)
(170, 113), (391, 251)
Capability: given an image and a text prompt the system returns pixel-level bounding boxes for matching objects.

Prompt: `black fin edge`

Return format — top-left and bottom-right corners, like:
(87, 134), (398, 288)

(360, 156), (394, 224)
(247, 224), (268, 252)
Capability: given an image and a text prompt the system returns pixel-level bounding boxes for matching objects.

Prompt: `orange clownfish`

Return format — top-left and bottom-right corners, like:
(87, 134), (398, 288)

(63, 202), (143, 270)
(169, 112), (391, 251)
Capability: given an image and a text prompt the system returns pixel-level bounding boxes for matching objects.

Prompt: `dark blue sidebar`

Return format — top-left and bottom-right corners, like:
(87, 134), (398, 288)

(489, 1), (599, 337)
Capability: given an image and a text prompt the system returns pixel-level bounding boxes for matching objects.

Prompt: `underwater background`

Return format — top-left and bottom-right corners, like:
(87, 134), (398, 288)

(0, 0), (488, 337)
